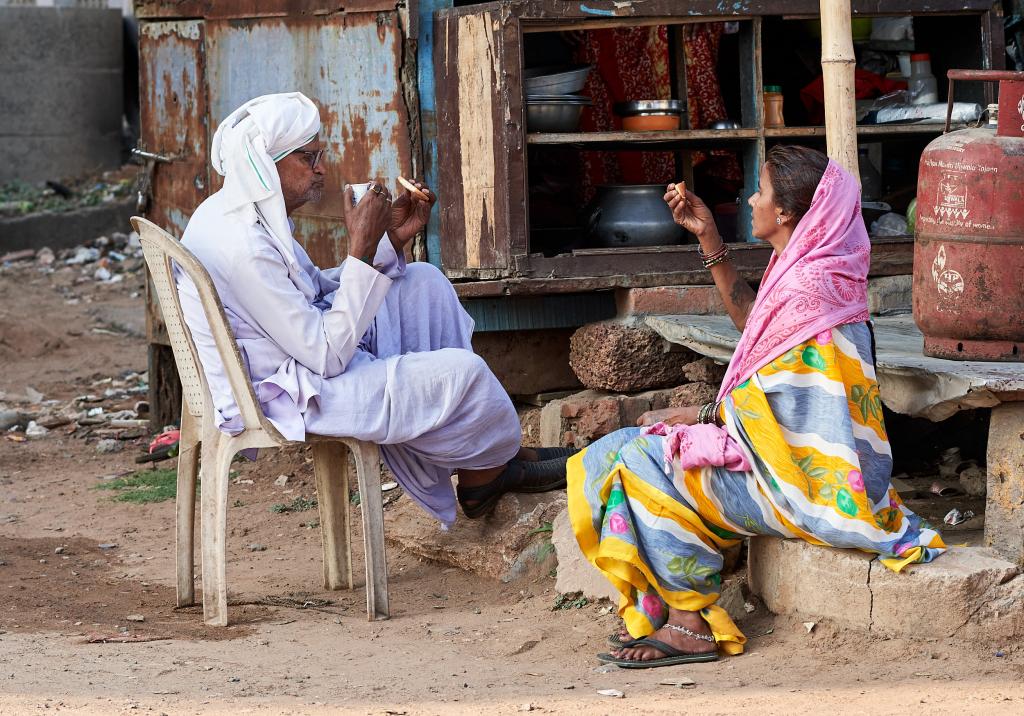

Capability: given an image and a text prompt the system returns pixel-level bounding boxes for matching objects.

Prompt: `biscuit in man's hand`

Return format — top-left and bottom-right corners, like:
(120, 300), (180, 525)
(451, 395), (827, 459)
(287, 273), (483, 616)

(674, 181), (686, 199)
(398, 176), (430, 201)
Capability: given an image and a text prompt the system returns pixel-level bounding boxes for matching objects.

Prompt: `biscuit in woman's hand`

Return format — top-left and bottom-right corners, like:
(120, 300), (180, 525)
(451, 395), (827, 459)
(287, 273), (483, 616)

(398, 176), (430, 201)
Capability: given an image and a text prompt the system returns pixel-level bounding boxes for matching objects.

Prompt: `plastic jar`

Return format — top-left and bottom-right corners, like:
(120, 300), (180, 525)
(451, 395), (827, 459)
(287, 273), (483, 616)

(908, 53), (938, 105)
(764, 85), (785, 127)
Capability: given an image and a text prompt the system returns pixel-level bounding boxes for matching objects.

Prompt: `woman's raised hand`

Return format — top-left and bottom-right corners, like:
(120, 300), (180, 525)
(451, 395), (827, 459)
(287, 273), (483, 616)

(663, 184), (715, 240)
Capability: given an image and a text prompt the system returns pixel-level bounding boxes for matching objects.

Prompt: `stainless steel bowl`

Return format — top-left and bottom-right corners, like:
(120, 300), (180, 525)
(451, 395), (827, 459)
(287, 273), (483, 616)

(524, 65), (592, 95)
(615, 99), (686, 116)
(526, 95), (592, 133)
(708, 119), (741, 129)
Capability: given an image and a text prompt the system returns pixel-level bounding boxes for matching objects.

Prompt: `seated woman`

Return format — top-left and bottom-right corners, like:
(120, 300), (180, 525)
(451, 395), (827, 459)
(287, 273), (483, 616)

(567, 145), (946, 668)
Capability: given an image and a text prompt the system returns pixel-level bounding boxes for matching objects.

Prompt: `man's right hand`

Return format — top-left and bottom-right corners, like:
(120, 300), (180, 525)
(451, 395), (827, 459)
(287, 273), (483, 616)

(343, 182), (392, 264)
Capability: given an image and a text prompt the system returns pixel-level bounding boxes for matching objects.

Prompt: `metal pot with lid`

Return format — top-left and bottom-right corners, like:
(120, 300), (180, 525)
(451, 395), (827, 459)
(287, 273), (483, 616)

(586, 184), (687, 248)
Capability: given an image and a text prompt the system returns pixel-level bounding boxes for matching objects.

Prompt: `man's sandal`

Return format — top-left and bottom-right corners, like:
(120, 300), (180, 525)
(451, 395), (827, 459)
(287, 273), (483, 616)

(457, 458), (569, 519)
(534, 447), (580, 460)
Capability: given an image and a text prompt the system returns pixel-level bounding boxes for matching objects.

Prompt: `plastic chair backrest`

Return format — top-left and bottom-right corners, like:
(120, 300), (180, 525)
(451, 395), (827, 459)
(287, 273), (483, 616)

(131, 216), (281, 438)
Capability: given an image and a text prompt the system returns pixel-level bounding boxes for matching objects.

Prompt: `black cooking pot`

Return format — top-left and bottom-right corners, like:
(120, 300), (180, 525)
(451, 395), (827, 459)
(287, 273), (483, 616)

(586, 184), (687, 248)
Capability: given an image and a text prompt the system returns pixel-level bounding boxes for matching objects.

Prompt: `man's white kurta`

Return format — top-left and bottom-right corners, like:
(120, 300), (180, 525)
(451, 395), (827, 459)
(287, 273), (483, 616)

(176, 192), (521, 526)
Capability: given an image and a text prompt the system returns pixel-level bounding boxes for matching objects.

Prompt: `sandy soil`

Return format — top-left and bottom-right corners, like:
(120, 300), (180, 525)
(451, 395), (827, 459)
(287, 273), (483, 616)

(1, 255), (1022, 715)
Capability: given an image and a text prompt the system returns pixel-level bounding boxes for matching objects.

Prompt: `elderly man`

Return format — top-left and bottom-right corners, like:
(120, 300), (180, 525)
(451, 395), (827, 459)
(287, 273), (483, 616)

(176, 92), (571, 527)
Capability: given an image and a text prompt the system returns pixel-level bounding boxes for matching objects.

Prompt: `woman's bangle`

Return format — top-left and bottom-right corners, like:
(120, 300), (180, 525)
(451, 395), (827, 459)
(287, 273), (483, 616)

(697, 241), (730, 269)
(697, 401), (720, 425)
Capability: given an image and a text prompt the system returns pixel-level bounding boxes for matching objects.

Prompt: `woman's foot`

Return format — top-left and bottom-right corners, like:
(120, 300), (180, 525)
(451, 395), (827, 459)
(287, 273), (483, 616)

(609, 609), (716, 663)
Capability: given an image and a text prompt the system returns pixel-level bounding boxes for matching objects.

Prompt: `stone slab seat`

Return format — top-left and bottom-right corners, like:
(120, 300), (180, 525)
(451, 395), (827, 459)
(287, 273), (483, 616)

(748, 537), (1024, 639)
(131, 216), (389, 627)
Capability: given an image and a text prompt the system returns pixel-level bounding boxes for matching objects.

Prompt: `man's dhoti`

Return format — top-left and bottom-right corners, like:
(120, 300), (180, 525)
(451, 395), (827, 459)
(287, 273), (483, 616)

(304, 262), (521, 525)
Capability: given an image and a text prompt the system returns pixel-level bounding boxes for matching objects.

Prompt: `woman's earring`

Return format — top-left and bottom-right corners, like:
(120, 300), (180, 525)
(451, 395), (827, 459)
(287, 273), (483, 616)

(776, 216), (782, 225)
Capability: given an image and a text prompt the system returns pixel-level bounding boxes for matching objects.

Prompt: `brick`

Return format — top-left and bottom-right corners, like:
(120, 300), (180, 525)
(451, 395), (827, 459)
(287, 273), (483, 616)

(616, 285), (727, 317)
(669, 382), (719, 408)
(473, 328), (581, 396)
(682, 357), (728, 385)
(540, 387), (675, 448)
(570, 319), (697, 392)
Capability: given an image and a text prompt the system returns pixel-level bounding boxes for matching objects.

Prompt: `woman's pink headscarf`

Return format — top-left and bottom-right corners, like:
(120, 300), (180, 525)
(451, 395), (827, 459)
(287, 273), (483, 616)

(645, 159), (870, 473)
(716, 159), (871, 400)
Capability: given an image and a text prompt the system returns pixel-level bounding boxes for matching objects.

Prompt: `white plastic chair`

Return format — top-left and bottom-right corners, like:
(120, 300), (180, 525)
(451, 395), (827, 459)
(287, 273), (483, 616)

(131, 216), (389, 626)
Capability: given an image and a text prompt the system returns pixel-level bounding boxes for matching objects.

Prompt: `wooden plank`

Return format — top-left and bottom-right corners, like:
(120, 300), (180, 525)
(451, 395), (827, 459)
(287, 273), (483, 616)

(135, 1), (395, 19)
(449, 0), (996, 22)
(739, 17), (764, 243)
(435, 10), (468, 270)
(765, 123), (968, 138)
(503, 13), (530, 261)
(452, 238), (914, 295)
(528, 129), (759, 145)
(981, 7), (1006, 106)
(739, 16), (763, 130)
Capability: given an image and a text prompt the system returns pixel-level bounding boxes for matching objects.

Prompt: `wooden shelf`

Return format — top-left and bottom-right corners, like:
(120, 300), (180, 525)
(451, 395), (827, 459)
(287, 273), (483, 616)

(765, 123), (965, 138)
(527, 128), (759, 148)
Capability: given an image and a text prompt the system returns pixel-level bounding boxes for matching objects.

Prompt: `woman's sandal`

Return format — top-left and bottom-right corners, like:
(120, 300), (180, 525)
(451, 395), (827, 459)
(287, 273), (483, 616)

(457, 458), (570, 519)
(597, 637), (719, 668)
(606, 631), (641, 650)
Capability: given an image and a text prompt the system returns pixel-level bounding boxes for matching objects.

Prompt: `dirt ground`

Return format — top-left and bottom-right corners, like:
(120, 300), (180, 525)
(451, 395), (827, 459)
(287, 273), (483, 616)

(1, 252), (1023, 715)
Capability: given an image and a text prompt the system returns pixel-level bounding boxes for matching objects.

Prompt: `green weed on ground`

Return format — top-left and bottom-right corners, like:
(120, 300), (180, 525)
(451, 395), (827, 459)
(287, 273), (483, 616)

(95, 469), (183, 504)
(270, 496), (317, 514)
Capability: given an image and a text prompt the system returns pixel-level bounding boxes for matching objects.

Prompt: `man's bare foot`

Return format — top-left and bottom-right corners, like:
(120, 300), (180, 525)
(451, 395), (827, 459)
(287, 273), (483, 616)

(610, 608), (716, 662)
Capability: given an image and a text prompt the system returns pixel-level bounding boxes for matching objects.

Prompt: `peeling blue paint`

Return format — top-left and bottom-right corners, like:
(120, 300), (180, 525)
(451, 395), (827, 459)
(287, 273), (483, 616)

(417, 0), (452, 267)
(579, 4), (616, 17)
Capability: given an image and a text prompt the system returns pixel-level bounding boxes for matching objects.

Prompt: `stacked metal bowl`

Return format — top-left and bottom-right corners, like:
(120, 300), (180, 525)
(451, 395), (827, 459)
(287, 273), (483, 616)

(524, 65), (593, 133)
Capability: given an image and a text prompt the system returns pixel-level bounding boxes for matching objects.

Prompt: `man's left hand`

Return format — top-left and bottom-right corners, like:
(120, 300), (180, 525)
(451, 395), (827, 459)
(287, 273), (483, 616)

(388, 179), (436, 251)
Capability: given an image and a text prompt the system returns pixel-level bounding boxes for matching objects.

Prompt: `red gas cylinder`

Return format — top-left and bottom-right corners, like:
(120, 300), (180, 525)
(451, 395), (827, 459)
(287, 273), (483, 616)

(913, 69), (1024, 361)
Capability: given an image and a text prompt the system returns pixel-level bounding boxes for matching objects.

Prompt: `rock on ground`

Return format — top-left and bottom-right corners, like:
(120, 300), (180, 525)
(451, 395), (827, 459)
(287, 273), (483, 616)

(384, 490), (566, 582)
(569, 319), (697, 393)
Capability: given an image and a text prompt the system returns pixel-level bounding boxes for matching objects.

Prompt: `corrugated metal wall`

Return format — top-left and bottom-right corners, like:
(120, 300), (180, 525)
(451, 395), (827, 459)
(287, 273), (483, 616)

(138, 4), (415, 270)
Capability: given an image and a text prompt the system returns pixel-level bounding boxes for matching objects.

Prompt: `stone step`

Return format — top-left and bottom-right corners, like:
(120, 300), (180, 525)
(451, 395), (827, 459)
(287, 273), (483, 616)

(748, 536), (1024, 639)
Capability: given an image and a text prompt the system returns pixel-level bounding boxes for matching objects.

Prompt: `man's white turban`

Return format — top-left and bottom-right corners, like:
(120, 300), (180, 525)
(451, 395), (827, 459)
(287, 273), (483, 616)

(211, 92), (321, 299)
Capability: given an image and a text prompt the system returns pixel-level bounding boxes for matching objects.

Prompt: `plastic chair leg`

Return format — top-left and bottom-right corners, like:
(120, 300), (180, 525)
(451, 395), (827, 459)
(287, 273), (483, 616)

(312, 441), (353, 590)
(199, 426), (234, 626)
(175, 406), (200, 607)
(350, 440), (389, 620)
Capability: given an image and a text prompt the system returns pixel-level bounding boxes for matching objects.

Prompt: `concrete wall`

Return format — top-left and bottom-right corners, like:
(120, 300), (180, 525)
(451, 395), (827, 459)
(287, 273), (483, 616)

(0, 7), (122, 184)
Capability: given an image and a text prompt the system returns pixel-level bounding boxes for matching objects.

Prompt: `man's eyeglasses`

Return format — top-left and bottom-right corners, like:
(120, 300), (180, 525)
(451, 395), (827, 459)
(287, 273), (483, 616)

(293, 148), (325, 169)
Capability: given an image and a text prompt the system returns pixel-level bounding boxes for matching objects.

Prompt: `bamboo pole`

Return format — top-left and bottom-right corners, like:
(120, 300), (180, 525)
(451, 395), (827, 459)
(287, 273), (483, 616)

(819, 0), (859, 181)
